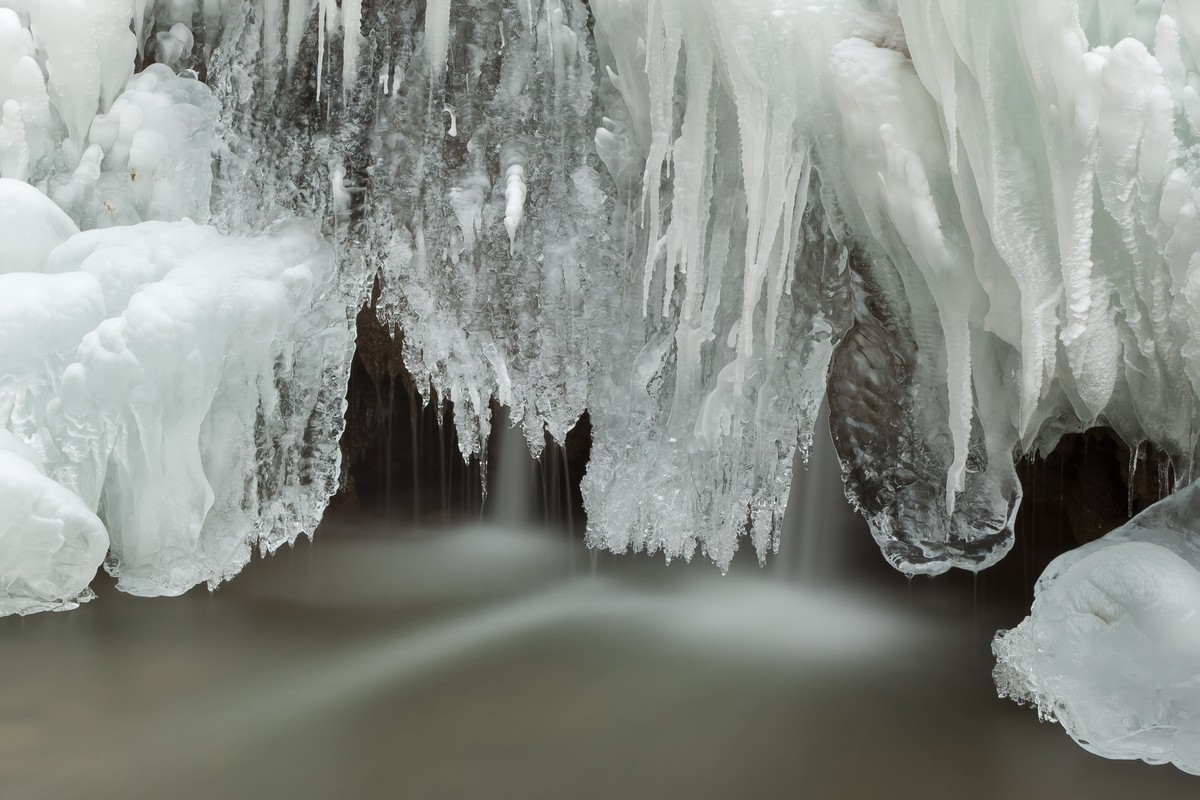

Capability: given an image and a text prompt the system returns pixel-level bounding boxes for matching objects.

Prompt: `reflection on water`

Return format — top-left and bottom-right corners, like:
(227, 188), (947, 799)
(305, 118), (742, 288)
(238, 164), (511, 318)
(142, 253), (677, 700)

(2, 517), (1198, 800)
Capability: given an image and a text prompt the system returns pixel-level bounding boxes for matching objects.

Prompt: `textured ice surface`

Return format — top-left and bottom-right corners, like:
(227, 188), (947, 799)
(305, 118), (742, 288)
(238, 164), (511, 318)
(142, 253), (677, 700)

(580, 0), (854, 566)
(0, 5), (355, 604)
(3, 0), (1200, 616)
(124, 0), (1200, 576)
(0, 177), (79, 272)
(49, 221), (354, 595)
(0, 216), (355, 599)
(994, 485), (1200, 774)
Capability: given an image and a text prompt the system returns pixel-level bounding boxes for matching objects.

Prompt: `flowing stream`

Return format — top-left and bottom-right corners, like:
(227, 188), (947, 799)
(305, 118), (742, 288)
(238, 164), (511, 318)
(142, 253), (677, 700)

(3, 425), (1198, 798)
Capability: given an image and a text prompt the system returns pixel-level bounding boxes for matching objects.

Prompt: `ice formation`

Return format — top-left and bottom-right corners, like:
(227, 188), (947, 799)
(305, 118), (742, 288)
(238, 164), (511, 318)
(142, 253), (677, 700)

(3, 0), (1200, 772)
(2, 0), (1200, 766)
(0, 429), (107, 615)
(994, 484), (1200, 775)
(0, 0), (357, 610)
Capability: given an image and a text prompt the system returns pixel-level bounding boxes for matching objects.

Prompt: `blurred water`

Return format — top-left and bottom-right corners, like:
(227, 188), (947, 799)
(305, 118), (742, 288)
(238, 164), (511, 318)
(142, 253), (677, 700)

(3, 419), (1197, 798)
(2, 513), (1198, 799)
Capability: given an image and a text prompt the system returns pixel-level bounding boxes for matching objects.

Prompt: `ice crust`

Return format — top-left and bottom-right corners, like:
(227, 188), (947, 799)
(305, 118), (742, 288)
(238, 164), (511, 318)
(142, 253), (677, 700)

(0, 0), (1199, 634)
(994, 484), (1200, 774)
(0, 0), (356, 605)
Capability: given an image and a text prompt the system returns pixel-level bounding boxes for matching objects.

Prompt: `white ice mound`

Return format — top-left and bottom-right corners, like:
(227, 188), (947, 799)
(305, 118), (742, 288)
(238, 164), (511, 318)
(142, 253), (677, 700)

(0, 430), (107, 616)
(0, 177), (79, 272)
(994, 484), (1200, 775)
(0, 196), (355, 609)
(49, 220), (355, 597)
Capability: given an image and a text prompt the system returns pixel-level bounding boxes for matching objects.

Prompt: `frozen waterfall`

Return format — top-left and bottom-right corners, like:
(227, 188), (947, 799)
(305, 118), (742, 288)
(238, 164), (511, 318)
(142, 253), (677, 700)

(2, 0), (1200, 776)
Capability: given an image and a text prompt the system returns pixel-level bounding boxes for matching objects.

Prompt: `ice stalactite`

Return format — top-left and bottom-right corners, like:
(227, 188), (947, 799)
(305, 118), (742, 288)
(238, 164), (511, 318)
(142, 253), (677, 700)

(356, 0), (606, 467)
(568, 0), (858, 567)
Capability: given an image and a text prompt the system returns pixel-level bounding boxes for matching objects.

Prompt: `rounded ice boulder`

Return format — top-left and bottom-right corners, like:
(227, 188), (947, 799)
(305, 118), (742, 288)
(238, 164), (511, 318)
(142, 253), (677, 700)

(0, 178), (79, 274)
(0, 431), (109, 616)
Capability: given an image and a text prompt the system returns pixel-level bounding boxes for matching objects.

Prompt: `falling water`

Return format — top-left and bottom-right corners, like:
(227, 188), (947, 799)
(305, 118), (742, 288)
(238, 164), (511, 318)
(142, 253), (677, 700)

(778, 400), (860, 583)
(490, 407), (535, 527)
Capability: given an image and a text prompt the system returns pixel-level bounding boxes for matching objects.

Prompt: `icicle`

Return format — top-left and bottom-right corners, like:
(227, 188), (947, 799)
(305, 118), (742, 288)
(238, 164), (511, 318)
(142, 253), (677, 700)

(0, 100), (29, 181)
(262, 0), (283, 87)
(425, 0), (453, 85)
(637, 0), (682, 317)
(315, 0), (328, 102)
(516, 0), (534, 34)
(330, 155), (350, 220)
(501, 141), (527, 251)
(342, 0), (361, 99)
(202, 0), (221, 44)
(133, 0), (148, 56)
(547, 2), (577, 87)
(285, 0), (313, 77)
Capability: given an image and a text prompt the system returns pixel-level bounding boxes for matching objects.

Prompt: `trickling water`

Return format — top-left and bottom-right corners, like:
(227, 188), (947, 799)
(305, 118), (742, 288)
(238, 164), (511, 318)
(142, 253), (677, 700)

(384, 378), (396, 523)
(780, 401), (859, 583)
(491, 408), (535, 527)
(1128, 441), (1141, 519)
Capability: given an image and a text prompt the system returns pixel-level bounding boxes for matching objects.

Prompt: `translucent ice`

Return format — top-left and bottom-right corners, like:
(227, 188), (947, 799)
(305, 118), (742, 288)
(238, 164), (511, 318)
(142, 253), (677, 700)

(994, 485), (1200, 774)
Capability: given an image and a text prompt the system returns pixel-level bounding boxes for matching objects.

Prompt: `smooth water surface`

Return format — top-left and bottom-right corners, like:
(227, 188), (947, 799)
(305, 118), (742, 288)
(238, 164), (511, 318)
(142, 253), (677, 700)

(2, 514), (1198, 799)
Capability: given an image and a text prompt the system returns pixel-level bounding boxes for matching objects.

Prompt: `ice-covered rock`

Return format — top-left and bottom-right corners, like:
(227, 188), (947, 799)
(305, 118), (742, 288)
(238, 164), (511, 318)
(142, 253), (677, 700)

(47, 221), (355, 596)
(0, 191), (355, 602)
(0, 430), (108, 616)
(994, 484), (1200, 774)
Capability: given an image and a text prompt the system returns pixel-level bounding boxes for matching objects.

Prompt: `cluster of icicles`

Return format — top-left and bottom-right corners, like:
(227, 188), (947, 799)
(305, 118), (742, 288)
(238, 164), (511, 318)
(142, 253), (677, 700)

(2, 0), (1200, 775)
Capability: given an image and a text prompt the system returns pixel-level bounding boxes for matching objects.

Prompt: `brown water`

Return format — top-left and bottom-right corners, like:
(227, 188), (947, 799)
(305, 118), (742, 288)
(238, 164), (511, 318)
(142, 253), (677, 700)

(2, 516), (1198, 800)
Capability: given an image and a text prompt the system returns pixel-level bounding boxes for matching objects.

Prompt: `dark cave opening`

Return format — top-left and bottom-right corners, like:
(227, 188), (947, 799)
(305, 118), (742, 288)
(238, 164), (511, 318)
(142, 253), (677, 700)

(331, 300), (590, 532)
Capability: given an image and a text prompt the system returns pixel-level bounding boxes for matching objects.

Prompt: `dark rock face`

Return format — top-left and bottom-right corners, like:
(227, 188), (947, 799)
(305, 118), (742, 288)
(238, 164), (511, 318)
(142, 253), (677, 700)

(1015, 429), (1175, 549)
